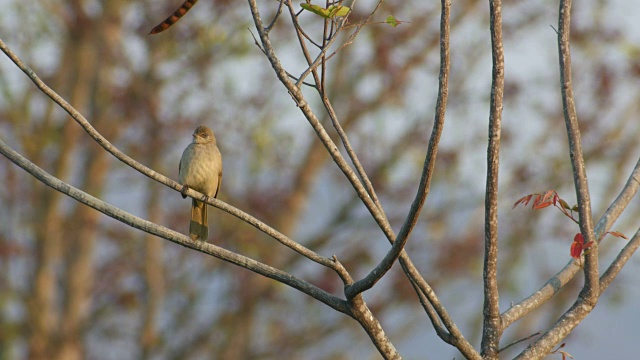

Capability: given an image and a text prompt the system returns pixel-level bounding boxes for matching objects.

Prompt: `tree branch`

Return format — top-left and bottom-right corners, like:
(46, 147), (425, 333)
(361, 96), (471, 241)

(513, 1), (607, 357)
(557, 0), (599, 301)
(248, 2), (479, 358)
(0, 36), (342, 274)
(0, 138), (353, 316)
(481, 0), (505, 357)
(348, 295), (401, 360)
(345, 0), (451, 298)
(501, 156), (640, 327)
(600, 227), (640, 292)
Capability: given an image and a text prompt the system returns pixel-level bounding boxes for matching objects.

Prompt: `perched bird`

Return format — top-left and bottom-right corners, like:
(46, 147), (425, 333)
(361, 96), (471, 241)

(179, 125), (223, 241)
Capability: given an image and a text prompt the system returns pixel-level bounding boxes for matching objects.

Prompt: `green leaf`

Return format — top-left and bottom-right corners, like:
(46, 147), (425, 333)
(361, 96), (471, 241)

(301, 3), (350, 18)
(385, 15), (399, 27)
(300, 3), (330, 18)
(327, 5), (350, 18)
(559, 199), (571, 210)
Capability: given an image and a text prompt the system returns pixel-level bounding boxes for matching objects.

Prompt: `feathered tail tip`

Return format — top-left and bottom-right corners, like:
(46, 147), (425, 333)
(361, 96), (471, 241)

(149, 0), (199, 35)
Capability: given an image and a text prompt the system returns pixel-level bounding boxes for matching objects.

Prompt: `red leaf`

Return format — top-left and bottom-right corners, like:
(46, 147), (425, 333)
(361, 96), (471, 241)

(608, 231), (629, 240)
(513, 194), (533, 208)
(541, 190), (556, 203)
(533, 201), (553, 209)
(573, 233), (584, 243)
(570, 233), (584, 258)
(570, 241), (583, 258)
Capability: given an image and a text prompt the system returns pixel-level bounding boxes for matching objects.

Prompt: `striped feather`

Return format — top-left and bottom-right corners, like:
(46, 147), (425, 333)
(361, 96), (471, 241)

(149, 0), (199, 35)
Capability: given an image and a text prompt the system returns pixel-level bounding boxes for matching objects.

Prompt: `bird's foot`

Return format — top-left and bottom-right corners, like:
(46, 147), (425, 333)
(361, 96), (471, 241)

(180, 184), (190, 199)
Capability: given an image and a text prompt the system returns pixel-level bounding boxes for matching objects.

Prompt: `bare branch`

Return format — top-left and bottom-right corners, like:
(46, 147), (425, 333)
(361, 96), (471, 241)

(557, 0), (599, 300)
(600, 227), (640, 291)
(411, 278), (452, 344)
(295, 17), (347, 87)
(345, 0), (451, 298)
(514, 299), (594, 359)
(264, 0), (285, 33)
(288, 0), (387, 215)
(348, 295), (401, 360)
(501, 157), (640, 327)
(325, 0), (386, 62)
(320, 98), (384, 212)
(481, 0), (505, 357)
(248, 2), (481, 358)
(499, 331), (541, 353)
(514, 1), (604, 357)
(0, 138), (353, 316)
(247, 0), (393, 241)
(0, 35), (345, 273)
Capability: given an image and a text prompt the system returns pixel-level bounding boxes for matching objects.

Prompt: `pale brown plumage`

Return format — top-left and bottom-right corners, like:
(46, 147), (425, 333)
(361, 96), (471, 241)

(179, 125), (223, 241)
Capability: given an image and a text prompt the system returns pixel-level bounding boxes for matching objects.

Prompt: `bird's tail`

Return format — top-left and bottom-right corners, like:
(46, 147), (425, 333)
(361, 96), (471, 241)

(189, 199), (208, 241)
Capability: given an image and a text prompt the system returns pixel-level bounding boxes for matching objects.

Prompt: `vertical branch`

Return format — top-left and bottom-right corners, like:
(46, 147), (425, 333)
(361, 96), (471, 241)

(481, 0), (505, 358)
(514, 1), (603, 358)
(558, 0), (599, 301)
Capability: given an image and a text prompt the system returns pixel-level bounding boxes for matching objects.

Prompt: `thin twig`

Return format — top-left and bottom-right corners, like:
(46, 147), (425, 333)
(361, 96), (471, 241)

(499, 332), (541, 353)
(325, 0), (386, 62)
(295, 16), (348, 87)
(286, 0), (324, 90)
(265, 0), (285, 33)
(600, 227), (640, 291)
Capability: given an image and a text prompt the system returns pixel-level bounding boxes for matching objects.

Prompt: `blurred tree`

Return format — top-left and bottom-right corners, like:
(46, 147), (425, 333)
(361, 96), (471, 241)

(0, 0), (639, 359)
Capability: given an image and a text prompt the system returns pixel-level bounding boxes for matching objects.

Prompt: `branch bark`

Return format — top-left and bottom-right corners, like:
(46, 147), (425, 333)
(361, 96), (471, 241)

(481, 0), (505, 357)
(513, 1), (603, 357)
(247, 1), (479, 358)
(557, 0), (599, 302)
(502, 156), (640, 328)
(345, 0), (451, 298)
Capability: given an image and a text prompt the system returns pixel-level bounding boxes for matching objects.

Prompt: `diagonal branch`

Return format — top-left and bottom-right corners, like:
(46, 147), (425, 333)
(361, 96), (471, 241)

(320, 98), (384, 212)
(481, 0), (505, 357)
(0, 138), (353, 316)
(287, 0), (387, 212)
(247, 2), (480, 358)
(501, 156), (640, 328)
(247, 0), (393, 241)
(344, 0), (451, 299)
(600, 227), (640, 292)
(0, 35), (347, 277)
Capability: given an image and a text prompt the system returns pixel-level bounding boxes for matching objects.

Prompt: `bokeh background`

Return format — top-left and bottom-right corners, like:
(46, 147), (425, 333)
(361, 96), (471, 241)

(1, 0), (639, 358)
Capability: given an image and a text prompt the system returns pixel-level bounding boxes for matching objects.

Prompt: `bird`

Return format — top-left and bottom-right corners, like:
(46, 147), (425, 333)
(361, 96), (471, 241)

(178, 125), (223, 241)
